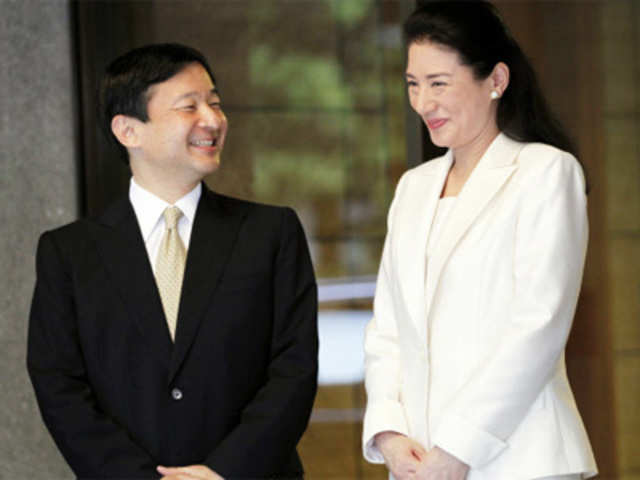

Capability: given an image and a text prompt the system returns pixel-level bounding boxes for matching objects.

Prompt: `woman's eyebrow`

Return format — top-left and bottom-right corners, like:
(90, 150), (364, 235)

(405, 72), (452, 79)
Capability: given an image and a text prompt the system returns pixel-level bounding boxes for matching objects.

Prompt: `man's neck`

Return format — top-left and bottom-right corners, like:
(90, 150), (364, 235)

(131, 174), (201, 205)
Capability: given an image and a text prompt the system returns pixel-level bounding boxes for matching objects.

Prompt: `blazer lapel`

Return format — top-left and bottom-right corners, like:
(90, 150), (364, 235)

(424, 134), (523, 318)
(399, 153), (452, 341)
(92, 197), (173, 360)
(168, 186), (248, 383)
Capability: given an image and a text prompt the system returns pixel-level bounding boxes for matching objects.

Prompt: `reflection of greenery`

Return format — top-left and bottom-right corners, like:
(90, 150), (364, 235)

(253, 152), (345, 200)
(350, 71), (383, 107)
(250, 45), (352, 109)
(329, 0), (374, 29)
(250, 1), (277, 23)
(243, 0), (408, 270)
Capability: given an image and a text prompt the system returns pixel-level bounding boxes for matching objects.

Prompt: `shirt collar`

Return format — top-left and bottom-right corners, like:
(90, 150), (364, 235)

(129, 177), (202, 242)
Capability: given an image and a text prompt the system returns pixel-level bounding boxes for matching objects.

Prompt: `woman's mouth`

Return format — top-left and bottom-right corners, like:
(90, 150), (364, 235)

(426, 118), (448, 130)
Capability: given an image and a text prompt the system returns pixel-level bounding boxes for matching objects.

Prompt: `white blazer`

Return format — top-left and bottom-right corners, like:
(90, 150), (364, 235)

(363, 133), (597, 479)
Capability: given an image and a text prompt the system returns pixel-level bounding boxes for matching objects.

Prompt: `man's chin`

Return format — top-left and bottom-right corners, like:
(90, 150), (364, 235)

(193, 154), (221, 176)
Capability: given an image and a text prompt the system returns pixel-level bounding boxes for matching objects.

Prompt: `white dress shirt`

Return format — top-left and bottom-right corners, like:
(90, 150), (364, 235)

(128, 178), (201, 272)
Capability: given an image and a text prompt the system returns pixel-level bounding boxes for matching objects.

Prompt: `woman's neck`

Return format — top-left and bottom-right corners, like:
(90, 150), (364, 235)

(451, 127), (500, 178)
(440, 127), (500, 198)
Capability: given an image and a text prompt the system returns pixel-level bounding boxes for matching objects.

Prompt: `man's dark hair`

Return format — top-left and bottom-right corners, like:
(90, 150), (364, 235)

(99, 43), (216, 163)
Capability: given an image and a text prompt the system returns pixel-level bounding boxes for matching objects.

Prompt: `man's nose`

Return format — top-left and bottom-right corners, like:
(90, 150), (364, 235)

(199, 104), (226, 129)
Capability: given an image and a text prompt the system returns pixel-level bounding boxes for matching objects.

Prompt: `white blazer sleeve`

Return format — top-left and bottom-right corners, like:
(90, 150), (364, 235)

(432, 151), (589, 467)
(362, 174), (410, 463)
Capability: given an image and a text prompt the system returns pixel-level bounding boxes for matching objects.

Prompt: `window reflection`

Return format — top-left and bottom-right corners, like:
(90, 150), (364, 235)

(198, 2), (412, 476)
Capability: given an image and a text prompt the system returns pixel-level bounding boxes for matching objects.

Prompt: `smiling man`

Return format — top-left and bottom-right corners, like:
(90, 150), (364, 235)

(27, 44), (318, 480)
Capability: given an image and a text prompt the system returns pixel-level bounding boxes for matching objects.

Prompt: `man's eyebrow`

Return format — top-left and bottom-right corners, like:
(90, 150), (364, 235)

(173, 88), (220, 102)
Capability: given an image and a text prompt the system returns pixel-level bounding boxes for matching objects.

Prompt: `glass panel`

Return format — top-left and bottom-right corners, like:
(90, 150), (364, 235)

(196, 2), (413, 477)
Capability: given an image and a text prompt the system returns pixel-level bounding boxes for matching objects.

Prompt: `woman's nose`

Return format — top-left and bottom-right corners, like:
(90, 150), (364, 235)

(414, 89), (436, 116)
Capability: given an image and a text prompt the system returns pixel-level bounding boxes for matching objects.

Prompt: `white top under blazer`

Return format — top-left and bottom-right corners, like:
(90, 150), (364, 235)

(362, 133), (597, 479)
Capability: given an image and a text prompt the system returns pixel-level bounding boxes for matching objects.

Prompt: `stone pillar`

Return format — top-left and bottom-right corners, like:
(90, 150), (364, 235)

(1, 1), (78, 477)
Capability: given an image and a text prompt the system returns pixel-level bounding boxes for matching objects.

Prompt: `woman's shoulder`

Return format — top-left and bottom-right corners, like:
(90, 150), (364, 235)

(517, 141), (580, 172)
(514, 140), (586, 194)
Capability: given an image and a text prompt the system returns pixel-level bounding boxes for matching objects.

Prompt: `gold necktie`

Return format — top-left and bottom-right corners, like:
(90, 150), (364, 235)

(155, 206), (186, 341)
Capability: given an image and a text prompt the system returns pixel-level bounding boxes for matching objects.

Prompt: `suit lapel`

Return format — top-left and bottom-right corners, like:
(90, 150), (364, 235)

(168, 186), (247, 383)
(400, 153), (452, 340)
(424, 134), (523, 319)
(92, 197), (173, 361)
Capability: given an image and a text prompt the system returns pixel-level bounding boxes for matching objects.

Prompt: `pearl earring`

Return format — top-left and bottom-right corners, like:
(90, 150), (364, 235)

(490, 90), (500, 100)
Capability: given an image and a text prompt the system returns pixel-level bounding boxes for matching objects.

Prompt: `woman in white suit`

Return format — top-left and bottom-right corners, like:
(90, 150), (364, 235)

(362, 2), (597, 480)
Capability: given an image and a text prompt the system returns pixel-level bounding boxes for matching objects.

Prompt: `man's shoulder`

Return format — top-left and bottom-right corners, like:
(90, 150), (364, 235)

(204, 189), (297, 222)
(41, 217), (94, 242)
(39, 196), (130, 246)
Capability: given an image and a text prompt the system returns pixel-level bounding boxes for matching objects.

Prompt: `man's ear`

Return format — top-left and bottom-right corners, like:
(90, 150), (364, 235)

(111, 115), (141, 148)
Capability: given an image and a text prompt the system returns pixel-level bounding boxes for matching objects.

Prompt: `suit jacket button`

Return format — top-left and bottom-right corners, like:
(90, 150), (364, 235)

(171, 388), (183, 400)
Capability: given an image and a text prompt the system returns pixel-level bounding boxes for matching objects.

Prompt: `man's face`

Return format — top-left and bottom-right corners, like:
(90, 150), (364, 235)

(133, 62), (228, 185)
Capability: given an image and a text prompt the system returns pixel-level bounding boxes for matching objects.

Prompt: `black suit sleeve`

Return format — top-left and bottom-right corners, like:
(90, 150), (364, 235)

(204, 207), (318, 477)
(27, 232), (159, 479)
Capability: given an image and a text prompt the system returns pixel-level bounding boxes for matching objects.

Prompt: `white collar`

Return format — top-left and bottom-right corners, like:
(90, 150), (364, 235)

(129, 178), (201, 242)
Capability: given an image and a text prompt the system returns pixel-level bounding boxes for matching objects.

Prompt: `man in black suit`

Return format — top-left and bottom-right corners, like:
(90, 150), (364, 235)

(27, 43), (318, 480)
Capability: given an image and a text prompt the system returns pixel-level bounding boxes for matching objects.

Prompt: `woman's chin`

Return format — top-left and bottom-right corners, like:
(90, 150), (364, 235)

(427, 132), (450, 149)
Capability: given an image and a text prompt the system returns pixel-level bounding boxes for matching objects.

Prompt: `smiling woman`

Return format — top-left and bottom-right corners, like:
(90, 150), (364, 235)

(405, 41), (508, 196)
(363, 2), (597, 479)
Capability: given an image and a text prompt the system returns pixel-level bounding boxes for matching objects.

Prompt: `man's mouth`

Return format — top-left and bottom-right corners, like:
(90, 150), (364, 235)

(190, 138), (218, 147)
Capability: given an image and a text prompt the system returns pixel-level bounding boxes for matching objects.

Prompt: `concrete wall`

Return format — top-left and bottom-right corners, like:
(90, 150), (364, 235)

(1, 1), (77, 477)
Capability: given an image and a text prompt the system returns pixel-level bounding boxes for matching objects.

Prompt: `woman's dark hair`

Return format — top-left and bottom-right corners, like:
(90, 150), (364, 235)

(99, 43), (216, 163)
(404, 0), (577, 158)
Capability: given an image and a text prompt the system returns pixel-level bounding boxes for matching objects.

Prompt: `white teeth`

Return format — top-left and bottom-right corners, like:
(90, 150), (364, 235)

(192, 139), (214, 146)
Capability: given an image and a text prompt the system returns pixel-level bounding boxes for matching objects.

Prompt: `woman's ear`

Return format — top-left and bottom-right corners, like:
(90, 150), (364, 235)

(491, 62), (510, 97)
(111, 114), (141, 148)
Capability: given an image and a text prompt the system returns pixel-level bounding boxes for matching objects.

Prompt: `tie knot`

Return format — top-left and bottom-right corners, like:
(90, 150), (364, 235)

(163, 206), (183, 230)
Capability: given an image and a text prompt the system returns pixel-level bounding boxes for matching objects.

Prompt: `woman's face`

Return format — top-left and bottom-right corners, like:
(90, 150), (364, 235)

(406, 41), (499, 153)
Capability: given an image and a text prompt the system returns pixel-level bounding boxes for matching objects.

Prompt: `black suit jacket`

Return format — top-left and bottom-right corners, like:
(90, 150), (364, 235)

(27, 185), (318, 479)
